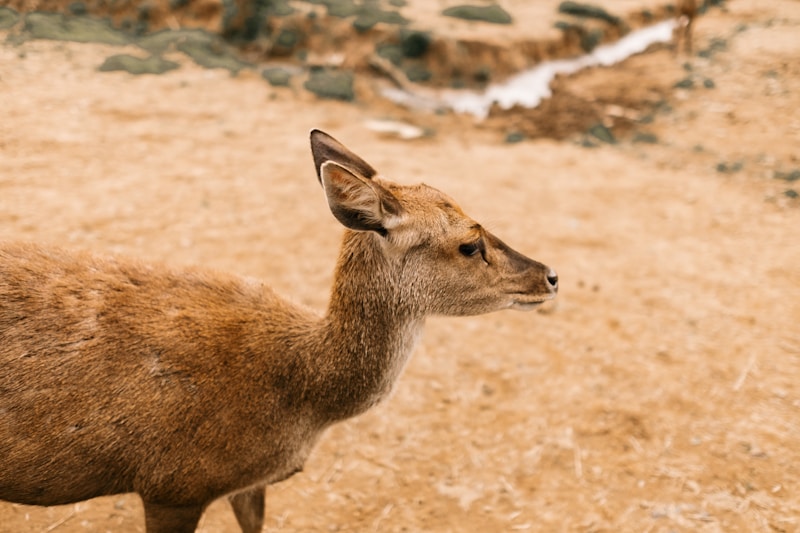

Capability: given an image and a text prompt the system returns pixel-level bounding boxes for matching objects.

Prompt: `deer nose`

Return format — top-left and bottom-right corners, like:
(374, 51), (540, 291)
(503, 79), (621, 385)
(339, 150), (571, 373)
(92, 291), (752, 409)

(546, 269), (558, 291)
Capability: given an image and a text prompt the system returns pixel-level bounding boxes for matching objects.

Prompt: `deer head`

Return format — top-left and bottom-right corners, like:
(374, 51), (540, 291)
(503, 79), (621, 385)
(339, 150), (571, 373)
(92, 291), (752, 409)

(310, 129), (557, 318)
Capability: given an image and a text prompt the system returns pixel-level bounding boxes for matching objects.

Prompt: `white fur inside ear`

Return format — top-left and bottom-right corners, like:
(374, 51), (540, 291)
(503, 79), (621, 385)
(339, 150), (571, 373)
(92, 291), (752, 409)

(381, 213), (404, 230)
(321, 161), (384, 226)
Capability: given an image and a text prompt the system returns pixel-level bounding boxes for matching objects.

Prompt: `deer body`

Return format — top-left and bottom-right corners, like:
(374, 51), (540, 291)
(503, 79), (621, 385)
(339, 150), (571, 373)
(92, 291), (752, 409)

(0, 243), (324, 503)
(0, 131), (557, 532)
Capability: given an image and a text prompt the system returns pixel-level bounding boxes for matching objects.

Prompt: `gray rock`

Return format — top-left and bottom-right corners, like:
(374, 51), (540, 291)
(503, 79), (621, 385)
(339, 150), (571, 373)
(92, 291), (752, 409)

(558, 2), (620, 26)
(304, 68), (355, 101)
(0, 7), (20, 30)
(505, 132), (525, 144)
(400, 30), (431, 58)
(774, 169), (800, 182)
(262, 67), (293, 87)
(632, 132), (658, 144)
(137, 29), (213, 55)
(441, 5), (513, 25)
(588, 124), (615, 144)
(23, 13), (129, 45)
(98, 54), (180, 75)
(176, 37), (249, 73)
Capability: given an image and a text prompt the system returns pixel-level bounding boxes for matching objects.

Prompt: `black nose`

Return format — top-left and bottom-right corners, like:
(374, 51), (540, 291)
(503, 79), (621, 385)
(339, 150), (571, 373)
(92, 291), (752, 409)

(546, 269), (558, 291)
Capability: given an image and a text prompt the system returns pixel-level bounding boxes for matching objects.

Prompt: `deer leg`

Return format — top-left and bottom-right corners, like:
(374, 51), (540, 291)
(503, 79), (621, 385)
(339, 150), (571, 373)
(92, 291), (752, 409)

(229, 485), (266, 533)
(143, 501), (203, 533)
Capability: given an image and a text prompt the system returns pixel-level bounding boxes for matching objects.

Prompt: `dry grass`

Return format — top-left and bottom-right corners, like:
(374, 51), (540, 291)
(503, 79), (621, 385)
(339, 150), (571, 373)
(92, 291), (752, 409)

(1, 1), (799, 532)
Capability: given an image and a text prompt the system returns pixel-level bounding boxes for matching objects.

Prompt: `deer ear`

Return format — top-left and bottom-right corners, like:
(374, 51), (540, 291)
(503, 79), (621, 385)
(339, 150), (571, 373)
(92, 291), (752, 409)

(320, 161), (401, 234)
(310, 129), (377, 184)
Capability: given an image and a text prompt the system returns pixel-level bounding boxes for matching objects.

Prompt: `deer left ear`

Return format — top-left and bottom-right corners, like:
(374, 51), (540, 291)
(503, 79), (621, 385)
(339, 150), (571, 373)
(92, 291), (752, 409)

(320, 161), (401, 234)
(310, 129), (377, 184)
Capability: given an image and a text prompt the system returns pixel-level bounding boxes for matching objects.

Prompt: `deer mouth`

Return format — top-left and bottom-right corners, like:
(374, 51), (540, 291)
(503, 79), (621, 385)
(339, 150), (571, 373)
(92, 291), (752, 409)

(508, 292), (556, 310)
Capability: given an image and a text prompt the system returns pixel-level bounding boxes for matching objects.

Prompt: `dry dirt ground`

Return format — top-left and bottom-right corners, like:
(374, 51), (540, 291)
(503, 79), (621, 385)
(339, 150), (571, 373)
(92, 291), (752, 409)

(1, 0), (800, 531)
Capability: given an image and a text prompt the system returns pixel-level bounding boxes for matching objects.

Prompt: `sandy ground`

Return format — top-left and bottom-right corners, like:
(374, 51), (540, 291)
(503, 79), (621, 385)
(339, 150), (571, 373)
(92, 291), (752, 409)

(1, 0), (800, 531)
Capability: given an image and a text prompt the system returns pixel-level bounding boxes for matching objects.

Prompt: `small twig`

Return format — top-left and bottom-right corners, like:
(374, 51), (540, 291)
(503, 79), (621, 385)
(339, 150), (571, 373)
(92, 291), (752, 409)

(319, 457), (344, 485)
(42, 509), (76, 532)
(573, 442), (583, 479)
(628, 435), (644, 454)
(733, 353), (757, 391)
(354, 450), (400, 472)
(372, 503), (393, 532)
(779, 339), (800, 354)
(368, 54), (415, 93)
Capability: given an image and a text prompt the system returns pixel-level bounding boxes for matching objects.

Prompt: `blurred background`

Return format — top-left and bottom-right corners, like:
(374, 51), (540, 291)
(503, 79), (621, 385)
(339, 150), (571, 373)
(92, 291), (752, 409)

(1, 0), (799, 530)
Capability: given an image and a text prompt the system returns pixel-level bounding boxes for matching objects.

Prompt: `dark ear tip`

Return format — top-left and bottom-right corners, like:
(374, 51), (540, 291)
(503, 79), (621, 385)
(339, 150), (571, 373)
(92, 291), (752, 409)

(309, 129), (378, 183)
(309, 128), (328, 142)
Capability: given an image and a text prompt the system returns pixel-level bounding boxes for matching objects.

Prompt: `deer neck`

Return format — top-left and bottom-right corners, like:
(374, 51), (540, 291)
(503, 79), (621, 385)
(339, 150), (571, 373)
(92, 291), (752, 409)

(311, 231), (424, 423)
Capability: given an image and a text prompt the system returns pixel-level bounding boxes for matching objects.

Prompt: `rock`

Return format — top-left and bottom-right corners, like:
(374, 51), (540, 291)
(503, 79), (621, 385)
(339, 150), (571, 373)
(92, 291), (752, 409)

(403, 64), (431, 82)
(272, 27), (303, 54)
(580, 137), (599, 148)
(0, 7), (19, 29)
(176, 37), (249, 73)
(774, 169), (800, 182)
(304, 68), (355, 101)
(716, 161), (743, 174)
(554, 21), (603, 52)
(376, 43), (403, 66)
(305, 1), (406, 29)
(98, 54), (180, 75)
(441, 5), (513, 25)
(137, 29), (212, 55)
(353, 7), (408, 32)
(698, 37), (727, 59)
(68, 2), (88, 16)
(588, 124), (615, 144)
(262, 67), (293, 87)
(632, 132), (658, 144)
(318, 0), (359, 18)
(23, 13), (129, 45)
(505, 132), (525, 144)
(400, 30), (431, 58)
(581, 28), (604, 52)
(265, 0), (295, 17)
(473, 66), (491, 84)
(558, 2), (621, 26)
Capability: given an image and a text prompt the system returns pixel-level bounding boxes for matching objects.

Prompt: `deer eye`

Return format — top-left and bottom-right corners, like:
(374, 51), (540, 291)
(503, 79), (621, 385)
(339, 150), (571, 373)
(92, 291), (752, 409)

(459, 241), (481, 257)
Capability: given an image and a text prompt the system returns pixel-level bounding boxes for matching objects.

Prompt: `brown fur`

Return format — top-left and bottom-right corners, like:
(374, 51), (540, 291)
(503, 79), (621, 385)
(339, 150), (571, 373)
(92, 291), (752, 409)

(0, 130), (557, 532)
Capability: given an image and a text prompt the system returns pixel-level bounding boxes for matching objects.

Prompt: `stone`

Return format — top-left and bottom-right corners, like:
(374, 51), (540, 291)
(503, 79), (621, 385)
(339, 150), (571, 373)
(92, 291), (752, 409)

(23, 13), (129, 45)
(98, 54), (180, 75)
(558, 2), (620, 25)
(262, 67), (293, 87)
(304, 68), (355, 101)
(176, 37), (249, 73)
(0, 7), (20, 30)
(588, 124), (615, 144)
(441, 5), (513, 25)
(400, 30), (431, 58)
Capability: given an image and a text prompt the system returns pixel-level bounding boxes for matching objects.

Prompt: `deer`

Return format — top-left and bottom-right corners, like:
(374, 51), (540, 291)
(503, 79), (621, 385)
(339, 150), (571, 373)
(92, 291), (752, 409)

(674, 0), (698, 55)
(0, 130), (558, 532)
